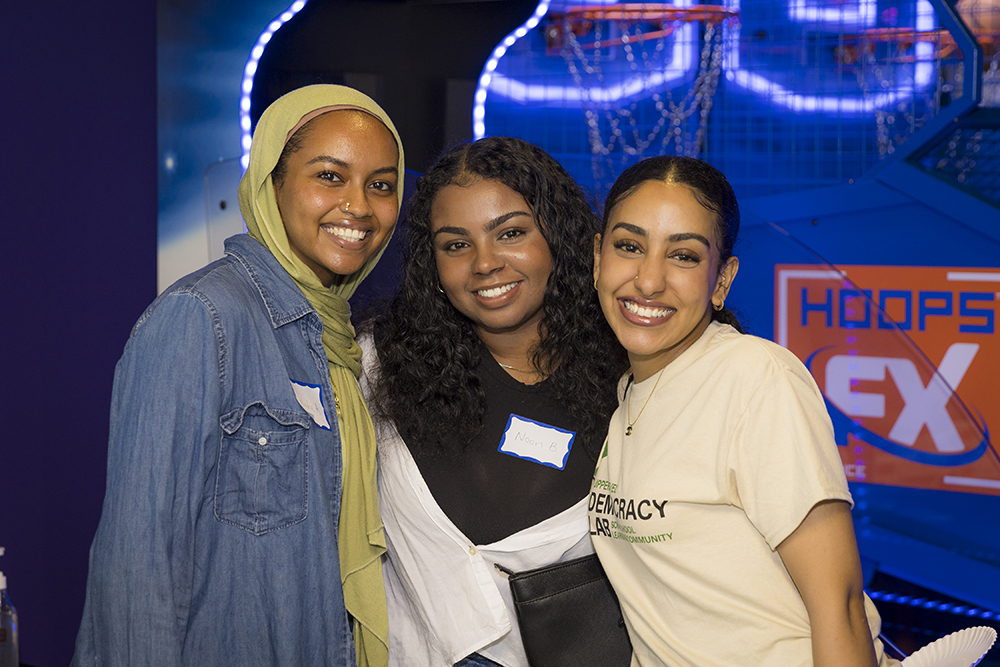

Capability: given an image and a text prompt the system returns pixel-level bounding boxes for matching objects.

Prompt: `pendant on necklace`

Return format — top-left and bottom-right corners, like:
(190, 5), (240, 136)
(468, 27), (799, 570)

(625, 426), (633, 436)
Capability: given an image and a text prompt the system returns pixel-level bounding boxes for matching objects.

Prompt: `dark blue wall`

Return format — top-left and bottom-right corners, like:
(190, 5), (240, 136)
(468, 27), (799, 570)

(0, 1), (157, 665)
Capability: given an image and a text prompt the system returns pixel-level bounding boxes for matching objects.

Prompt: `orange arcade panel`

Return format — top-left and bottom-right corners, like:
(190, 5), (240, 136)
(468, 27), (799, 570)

(776, 265), (1000, 495)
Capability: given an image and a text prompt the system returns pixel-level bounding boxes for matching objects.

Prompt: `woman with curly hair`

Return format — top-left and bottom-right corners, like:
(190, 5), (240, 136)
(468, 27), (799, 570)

(360, 136), (627, 667)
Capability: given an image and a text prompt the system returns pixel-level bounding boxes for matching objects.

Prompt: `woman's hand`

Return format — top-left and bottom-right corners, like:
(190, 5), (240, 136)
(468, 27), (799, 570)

(776, 499), (879, 667)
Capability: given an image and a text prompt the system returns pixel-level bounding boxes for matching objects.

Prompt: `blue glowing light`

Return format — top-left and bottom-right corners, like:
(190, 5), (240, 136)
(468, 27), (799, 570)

(868, 590), (998, 620)
(788, 0), (877, 28)
(239, 0), (309, 169)
(473, 0), (553, 139)
(474, 0), (940, 139)
(474, 0), (698, 120)
(723, 0), (935, 113)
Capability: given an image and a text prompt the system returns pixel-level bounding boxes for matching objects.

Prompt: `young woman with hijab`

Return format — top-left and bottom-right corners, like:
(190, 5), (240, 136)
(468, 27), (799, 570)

(72, 85), (404, 667)
(360, 136), (627, 667)
(590, 155), (899, 667)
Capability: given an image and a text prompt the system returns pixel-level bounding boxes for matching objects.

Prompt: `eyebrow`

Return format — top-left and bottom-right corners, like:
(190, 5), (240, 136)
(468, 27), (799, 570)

(306, 156), (348, 168)
(668, 232), (711, 247)
(610, 222), (646, 237)
(432, 210), (532, 238)
(484, 210), (532, 232)
(610, 222), (711, 247)
(306, 156), (398, 178)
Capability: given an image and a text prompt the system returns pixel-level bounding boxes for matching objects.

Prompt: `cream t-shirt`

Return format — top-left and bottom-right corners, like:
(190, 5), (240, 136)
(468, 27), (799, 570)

(591, 322), (895, 667)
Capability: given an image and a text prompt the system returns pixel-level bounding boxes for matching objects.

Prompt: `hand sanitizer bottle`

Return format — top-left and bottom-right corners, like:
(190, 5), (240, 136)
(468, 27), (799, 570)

(0, 548), (18, 667)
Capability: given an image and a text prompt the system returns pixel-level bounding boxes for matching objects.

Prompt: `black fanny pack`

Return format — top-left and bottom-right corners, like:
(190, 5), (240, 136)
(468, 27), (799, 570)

(497, 553), (633, 667)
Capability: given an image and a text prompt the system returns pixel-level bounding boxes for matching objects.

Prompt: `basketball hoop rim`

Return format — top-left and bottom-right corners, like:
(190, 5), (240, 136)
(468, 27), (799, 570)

(561, 3), (739, 23)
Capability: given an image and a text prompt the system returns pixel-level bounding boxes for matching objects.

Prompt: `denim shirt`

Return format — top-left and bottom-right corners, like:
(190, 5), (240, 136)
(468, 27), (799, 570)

(72, 234), (353, 666)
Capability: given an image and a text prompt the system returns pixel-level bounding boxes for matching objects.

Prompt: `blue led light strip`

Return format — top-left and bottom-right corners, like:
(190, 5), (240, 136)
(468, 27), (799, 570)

(239, 0), (309, 169)
(472, 0), (552, 139)
(475, 0), (937, 126)
(868, 590), (999, 620)
(723, 0), (935, 113)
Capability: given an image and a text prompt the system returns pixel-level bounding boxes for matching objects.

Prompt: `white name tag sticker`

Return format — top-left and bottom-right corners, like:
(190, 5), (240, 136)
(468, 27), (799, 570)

(498, 414), (575, 470)
(290, 380), (331, 430)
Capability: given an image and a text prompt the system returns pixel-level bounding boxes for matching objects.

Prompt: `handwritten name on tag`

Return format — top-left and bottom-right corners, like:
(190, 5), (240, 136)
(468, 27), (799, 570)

(498, 414), (575, 470)
(290, 379), (331, 430)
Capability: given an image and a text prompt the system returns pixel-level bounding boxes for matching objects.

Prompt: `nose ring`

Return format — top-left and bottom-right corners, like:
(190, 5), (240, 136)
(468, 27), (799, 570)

(344, 202), (351, 212)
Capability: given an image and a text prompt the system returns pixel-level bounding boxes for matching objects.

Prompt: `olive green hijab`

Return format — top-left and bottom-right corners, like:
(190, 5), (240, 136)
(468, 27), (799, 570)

(237, 84), (404, 667)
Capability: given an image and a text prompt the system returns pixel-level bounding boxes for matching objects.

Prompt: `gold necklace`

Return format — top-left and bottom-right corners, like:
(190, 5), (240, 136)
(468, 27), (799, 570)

(497, 361), (535, 374)
(626, 368), (666, 436)
(493, 352), (545, 376)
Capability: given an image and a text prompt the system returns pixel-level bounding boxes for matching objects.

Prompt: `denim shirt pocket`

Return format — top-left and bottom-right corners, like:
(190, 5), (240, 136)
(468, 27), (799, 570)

(215, 402), (312, 536)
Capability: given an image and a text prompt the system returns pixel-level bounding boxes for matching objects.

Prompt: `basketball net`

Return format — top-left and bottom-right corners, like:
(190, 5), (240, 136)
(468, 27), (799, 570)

(557, 4), (732, 186)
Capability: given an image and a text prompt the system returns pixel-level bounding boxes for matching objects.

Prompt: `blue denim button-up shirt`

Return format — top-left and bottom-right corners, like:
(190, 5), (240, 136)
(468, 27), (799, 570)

(73, 234), (353, 666)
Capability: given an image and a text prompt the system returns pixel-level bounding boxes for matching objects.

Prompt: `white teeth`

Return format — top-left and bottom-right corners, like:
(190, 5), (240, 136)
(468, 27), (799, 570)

(477, 282), (518, 298)
(323, 226), (367, 242)
(624, 301), (672, 319)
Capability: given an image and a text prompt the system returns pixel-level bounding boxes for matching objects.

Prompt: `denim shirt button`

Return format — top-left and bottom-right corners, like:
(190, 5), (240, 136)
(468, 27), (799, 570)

(258, 436), (267, 446)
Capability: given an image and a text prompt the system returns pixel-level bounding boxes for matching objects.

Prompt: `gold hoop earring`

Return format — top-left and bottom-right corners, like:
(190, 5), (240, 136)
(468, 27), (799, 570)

(714, 300), (724, 312)
(593, 277), (598, 290)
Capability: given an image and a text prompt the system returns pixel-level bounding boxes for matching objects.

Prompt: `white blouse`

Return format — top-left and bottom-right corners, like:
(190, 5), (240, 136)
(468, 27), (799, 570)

(360, 336), (593, 667)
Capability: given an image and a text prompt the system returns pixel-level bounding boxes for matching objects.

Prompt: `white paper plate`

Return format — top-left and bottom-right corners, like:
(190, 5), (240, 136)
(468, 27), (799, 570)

(901, 626), (997, 667)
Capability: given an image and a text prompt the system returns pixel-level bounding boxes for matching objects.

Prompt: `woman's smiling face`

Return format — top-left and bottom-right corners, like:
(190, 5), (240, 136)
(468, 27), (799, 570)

(431, 178), (553, 340)
(594, 180), (738, 381)
(274, 109), (399, 286)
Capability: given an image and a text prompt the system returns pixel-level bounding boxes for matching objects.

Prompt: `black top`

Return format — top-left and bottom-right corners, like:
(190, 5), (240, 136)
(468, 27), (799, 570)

(404, 344), (600, 545)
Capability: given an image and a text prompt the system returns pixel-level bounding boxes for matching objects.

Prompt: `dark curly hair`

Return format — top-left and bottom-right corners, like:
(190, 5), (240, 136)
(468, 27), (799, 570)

(369, 136), (627, 460)
(601, 155), (743, 332)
